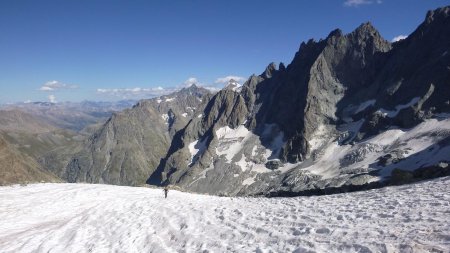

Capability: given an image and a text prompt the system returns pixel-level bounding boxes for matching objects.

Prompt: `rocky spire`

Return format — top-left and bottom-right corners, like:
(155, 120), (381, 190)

(261, 62), (277, 79)
(425, 5), (450, 24)
(327, 28), (343, 39)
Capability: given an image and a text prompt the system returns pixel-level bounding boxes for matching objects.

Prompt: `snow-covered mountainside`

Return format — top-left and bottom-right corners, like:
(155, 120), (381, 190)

(1, 177), (449, 252)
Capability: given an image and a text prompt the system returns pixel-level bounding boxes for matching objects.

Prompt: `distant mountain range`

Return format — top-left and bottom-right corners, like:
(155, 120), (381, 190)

(1, 100), (136, 131)
(1, 6), (449, 194)
(0, 100), (135, 185)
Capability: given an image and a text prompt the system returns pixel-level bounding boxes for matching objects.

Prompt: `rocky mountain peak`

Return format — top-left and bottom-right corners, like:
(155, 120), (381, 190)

(225, 79), (242, 92)
(355, 22), (376, 32)
(426, 5), (450, 24)
(297, 39), (321, 52)
(327, 28), (343, 39)
(350, 22), (383, 41)
(261, 62), (277, 78)
(227, 78), (239, 86)
(411, 5), (450, 43)
(178, 84), (210, 98)
(187, 83), (198, 89)
(180, 83), (197, 92)
(279, 62), (286, 71)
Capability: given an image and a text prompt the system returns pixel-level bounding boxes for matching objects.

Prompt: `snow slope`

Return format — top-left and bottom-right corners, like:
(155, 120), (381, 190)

(1, 178), (449, 252)
(303, 117), (450, 180)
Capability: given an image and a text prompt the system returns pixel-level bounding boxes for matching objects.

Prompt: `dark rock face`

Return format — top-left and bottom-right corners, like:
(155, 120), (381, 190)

(244, 22), (392, 163)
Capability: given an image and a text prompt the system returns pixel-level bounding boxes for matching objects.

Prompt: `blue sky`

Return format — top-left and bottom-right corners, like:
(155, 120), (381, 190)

(1, 0), (449, 103)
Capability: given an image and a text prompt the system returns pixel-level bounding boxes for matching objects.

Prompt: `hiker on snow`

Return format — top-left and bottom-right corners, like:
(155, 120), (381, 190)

(163, 186), (169, 198)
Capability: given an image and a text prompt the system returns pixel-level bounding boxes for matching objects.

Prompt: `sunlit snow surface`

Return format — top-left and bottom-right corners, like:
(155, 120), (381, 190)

(1, 179), (450, 252)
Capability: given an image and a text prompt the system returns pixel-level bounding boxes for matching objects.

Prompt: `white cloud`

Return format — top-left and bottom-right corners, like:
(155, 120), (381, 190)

(96, 86), (177, 99)
(391, 35), (408, 42)
(183, 77), (200, 87)
(96, 75), (247, 100)
(214, 76), (247, 85)
(40, 86), (54, 91)
(39, 80), (78, 91)
(202, 86), (222, 93)
(48, 94), (57, 103)
(343, 0), (381, 7)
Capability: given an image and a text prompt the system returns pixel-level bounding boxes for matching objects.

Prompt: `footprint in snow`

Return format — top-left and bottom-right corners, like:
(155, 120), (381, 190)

(315, 228), (331, 234)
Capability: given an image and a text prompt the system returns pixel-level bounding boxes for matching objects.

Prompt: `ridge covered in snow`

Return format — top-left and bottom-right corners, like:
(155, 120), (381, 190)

(1, 178), (449, 252)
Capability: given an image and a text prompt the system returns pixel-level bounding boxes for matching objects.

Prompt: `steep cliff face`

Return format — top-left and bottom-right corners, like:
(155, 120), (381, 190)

(60, 85), (211, 186)
(151, 6), (450, 196)
(357, 6), (450, 132)
(244, 22), (392, 163)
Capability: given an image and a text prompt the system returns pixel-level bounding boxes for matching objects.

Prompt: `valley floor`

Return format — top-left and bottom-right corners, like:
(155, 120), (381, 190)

(0, 178), (449, 253)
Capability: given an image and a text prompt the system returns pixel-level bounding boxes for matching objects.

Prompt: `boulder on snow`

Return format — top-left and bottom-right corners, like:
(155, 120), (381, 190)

(413, 161), (450, 179)
(265, 160), (282, 170)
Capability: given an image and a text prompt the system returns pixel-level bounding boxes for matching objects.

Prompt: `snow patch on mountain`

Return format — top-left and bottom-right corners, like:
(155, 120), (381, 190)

(242, 176), (256, 185)
(261, 124), (285, 160)
(305, 142), (354, 179)
(161, 114), (169, 124)
(215, 124), (285, 174)
(304, 117), (450, 181)
(309, 124), (329, 152)
(355, 99), (376, 114)
(188, 138), (208, 166)
(337, 119), (365, 144)
(342, 100), (376, 122)
(216, 125), (250, 162)
(235, 153), (271, 174)
(377, 97), (420, 117)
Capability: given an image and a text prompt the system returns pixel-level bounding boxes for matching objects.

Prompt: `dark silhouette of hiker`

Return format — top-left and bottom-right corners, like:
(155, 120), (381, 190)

(163, 186), (169, 198)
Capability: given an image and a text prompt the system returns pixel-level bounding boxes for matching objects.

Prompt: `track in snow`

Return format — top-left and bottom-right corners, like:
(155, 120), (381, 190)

(1, 178), (449, 252)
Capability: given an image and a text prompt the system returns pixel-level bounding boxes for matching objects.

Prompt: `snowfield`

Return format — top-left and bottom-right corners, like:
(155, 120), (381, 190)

(1, 178), (450, 253)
